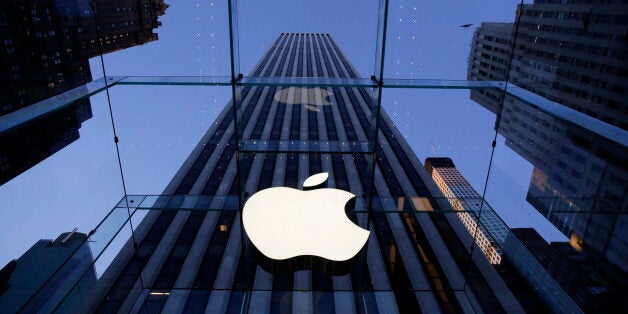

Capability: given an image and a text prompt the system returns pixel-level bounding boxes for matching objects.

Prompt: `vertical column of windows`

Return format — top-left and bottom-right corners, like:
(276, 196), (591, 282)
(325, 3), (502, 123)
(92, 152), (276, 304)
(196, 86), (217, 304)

(261, 35), (288, 77)
(284, 34), (297, 76)
(306, 35), (313, 77)
(297, 35), (304, 77)
(180, 153), (253, 311)
(250, 87), (277, 139)
(273, 34), (294, 77)
(325, 35), (357, 78)
(312, 35), (324, 78)
(315, 34), (335, 78)
(320, 36), (346, 79)
(289, 88), (301, 141)
(307, 41), (322, 199)
(252, 36), (284, 77)
(307, 86), (319, 141)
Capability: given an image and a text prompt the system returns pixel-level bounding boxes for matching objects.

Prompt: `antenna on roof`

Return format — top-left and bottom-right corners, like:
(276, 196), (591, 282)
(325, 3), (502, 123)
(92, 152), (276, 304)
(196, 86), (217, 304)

(429, 141), (437, 157)
(61, 228), (78, 244)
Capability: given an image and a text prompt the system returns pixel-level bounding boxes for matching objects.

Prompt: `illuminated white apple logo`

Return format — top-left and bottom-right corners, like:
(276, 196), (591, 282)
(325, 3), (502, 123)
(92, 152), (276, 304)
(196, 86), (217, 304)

(242, 173), (369, 263)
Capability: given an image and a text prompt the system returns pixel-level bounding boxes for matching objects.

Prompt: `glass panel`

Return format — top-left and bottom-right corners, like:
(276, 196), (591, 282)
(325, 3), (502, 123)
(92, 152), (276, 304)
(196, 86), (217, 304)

(235, 84), (379, 154)
(380, 88), (497, 195)
(135, 195), (240, 211)
(107, 85), (231, 195)
(99, 1), (231, 77)
(3, 1), (625, 313)
(0, 92), (123, 267)
(382, 79), (498, 89)
(385, 0), (520, 80)
(15, 210), (137, 313)
(228, 0), (241, 78)
(0, 79), (121, 133)
(17, 232), (97, 313)
(115, 76), (232, 86)
(236, 2), (379, 78)
(239, 76), (374, 88)
(486, 97), (626, 312)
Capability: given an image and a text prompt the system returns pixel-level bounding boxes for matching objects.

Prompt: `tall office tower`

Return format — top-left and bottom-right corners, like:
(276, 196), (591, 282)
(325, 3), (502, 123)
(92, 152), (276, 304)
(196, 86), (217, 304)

(0, 0), (167, 185)
(506, 228), (621, 312)
(467, 2), (628, 129)
(83, 33), (530, 313)
(424, 157), (509, 265)
(0, 230), (97, 313)
(0, 0), (168, 116)
(467, 1), (627, 286)
(467, 22), (513, 114)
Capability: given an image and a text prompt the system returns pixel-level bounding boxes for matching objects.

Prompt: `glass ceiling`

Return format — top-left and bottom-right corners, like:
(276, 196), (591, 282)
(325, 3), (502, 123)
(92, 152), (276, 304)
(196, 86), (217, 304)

(0, 0), (625, 312)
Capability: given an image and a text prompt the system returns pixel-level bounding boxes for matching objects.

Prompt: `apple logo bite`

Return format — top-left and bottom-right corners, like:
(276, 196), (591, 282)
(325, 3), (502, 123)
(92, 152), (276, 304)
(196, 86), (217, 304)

(242, 173), (370, 274)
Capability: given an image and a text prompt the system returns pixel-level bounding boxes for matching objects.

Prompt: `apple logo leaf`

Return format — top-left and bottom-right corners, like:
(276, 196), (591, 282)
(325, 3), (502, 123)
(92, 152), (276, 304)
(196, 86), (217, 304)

(302, 172), (328, 190)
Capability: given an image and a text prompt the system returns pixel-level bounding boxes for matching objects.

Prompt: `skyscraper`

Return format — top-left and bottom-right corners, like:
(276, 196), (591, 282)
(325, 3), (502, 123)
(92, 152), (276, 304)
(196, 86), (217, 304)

(424, 157), (509, 265)
(467, 2), (628, 129)
(0, 0), (167, 185)
(467, 1), (627, 284)
(0, 0), (168, 116)
(0, 230), (97, 313)
(82, 33), (530, 313)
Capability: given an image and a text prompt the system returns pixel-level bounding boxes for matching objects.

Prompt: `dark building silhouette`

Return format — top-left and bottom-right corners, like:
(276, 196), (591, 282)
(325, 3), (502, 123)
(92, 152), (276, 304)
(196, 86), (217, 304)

(0, 0), (168, 115)
(508, 228), (623, 312)
(0, 230), (97, 313)
(79, 33), (536, 313)
(0, 0), (167, 185)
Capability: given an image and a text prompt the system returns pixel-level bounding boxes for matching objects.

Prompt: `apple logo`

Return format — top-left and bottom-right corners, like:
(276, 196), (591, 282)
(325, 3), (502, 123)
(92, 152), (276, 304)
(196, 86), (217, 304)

(242, 172), (369, 275)
(273, 87), (334, 112)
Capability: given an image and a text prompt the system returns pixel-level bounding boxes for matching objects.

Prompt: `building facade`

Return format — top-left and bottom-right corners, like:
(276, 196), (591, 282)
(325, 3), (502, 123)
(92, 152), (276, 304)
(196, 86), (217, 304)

(468, 2), (628, 129)
(0, 0), (167, 185)
(507, 228), (623, 312)
(81, 33), (532, 313)
(0, 0), (168, 116)
(467, 1), (627, 284)
(0, 230), (97, 313)
(424, 157), (509, 265)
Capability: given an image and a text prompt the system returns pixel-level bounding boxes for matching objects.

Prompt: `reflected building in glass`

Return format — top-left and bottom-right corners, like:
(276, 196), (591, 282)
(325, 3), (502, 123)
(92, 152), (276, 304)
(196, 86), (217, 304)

(81, 33), (534, 313)
(468, 2), (627, 129)
(467, 1), (627, 310)
(507, 228), (619, 313)
(0, 0), (167, 185)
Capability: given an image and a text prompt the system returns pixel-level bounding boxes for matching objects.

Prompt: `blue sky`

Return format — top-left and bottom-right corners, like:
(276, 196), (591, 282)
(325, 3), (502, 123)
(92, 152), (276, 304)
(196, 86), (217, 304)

(1, 0), (567, 267)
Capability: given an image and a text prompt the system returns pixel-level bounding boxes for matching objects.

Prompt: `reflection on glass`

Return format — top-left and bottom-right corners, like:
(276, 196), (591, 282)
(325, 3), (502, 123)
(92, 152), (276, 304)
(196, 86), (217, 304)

(0, 99), (92, 185)
(468, 3), (627, 311)
(1, 0), (167, 186)
(0, 1), (167, 116)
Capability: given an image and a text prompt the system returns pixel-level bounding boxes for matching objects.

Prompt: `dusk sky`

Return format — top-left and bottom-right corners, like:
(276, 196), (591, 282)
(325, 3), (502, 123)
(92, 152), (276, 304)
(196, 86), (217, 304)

(0, 0), (567, 268)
